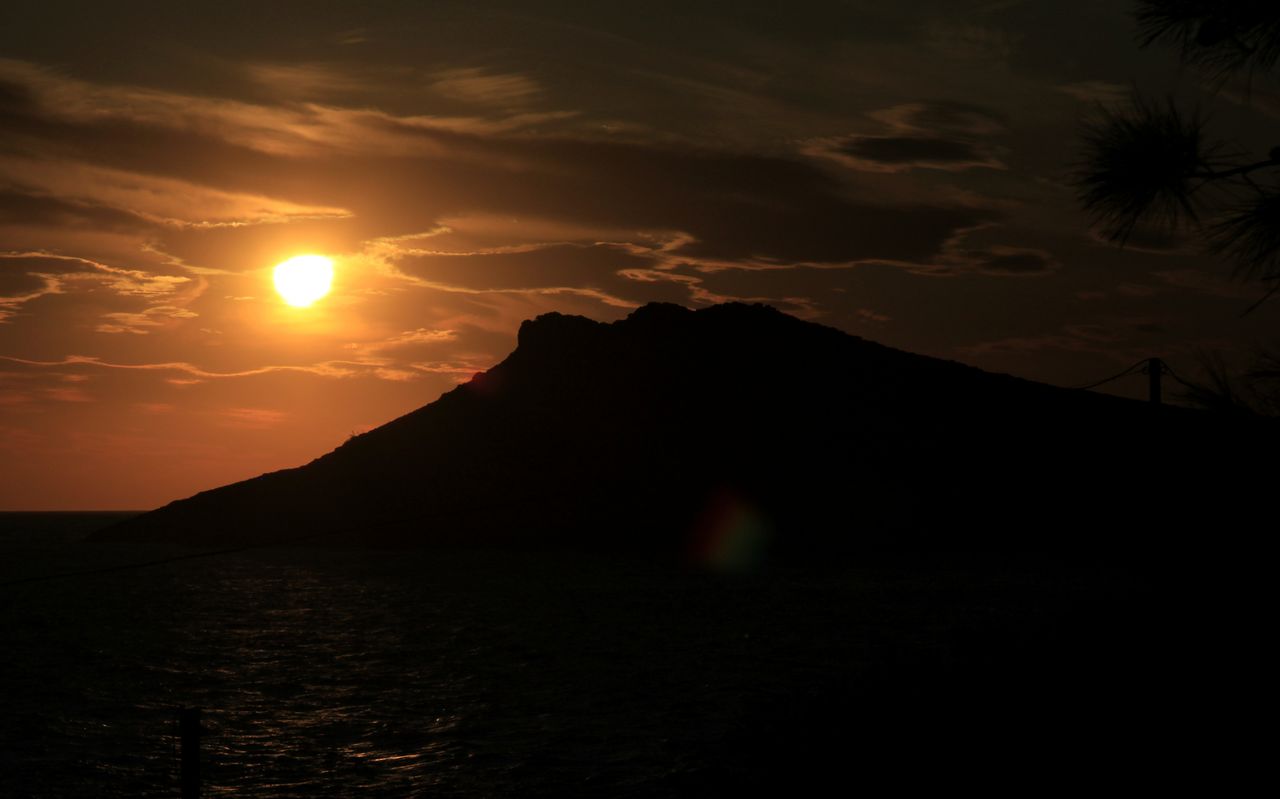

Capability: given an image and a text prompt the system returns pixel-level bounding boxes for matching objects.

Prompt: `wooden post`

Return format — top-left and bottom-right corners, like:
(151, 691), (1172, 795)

(179, 708), (201, 799)
(1148, 358), (1162, 405)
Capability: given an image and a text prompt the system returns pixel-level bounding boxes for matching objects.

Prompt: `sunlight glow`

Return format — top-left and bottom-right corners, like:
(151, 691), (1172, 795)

(273, 255), (334, 307)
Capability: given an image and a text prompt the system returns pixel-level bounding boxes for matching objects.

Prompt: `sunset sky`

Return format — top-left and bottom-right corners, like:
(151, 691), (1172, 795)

(2, 0), (1278, 510)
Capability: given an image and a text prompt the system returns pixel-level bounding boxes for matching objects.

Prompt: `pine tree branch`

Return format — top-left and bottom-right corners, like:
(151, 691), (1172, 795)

(1193, 158), (1280, 181)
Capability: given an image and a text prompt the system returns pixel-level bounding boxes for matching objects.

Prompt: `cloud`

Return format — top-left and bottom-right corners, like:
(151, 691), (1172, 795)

(0, 373), (93, 404)
(960, 329), (1115, 355)
(371, 367), (418, 382)
(96, 305), (199, 335)
(961, 318), (1165, 357)
(430, 68), (543, 107)
(854, 307), (892, 323)
(45, 386), (92, 402)
(0, 187), (154, 234)
(343, 327), (461, 363)
(0, 252), (191, 298)
(1073, 268), (1257, 302)
(868, 102), (1007, 137)
(921, 20), (1021, 61)
(1058, 81), (1128, 105)
(1115, 283), (1160, 298)
(377, 241), (700, 307)
(824, 135), (1002, 173)
(948, 245), (1058, 276)
(0, 271), (59, 322)
(806, 101), (1006, 173)
(0, 351), (487, 384)
(864, 226), (1059, 278)
(1152, 269), (1258, 299)
(366, 328), (457, 348)
(409, 360), (493, 379)
(243, 62), (370, 99)
(1, 59), (998, 279)
(336, 29), (370, 47)
(0, 57), (571, 175)
(1085, 224), (1190, 255)
(220, 407), (287, 429)
(0, 354), (358, 380)
(0, 159), (351, 230)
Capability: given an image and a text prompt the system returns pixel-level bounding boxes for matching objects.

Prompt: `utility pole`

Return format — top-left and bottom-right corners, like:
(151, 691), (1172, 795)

(1148, 358), (1162, 405)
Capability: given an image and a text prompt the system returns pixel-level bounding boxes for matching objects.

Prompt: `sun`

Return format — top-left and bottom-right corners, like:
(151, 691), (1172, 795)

(273, 255), (334, 307)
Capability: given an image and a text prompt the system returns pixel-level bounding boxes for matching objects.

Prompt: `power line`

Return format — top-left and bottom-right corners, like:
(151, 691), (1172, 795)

(1071, 358), (1150, 391)
(1073, 356), (1214, 396)
(1159, 360), (1208, 394)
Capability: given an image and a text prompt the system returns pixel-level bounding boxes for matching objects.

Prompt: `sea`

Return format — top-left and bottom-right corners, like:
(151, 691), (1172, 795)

(0, 512), (1251, 796)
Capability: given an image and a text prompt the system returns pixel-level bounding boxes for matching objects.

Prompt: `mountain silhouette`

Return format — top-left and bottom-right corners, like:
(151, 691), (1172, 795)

(96, 302), (1264, 560)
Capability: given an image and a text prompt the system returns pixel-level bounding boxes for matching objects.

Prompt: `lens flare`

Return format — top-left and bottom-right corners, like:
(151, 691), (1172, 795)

(690, 489), (772, 573)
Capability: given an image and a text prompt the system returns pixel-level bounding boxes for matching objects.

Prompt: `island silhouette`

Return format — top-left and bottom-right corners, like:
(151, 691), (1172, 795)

(96, 301), (1262, 562)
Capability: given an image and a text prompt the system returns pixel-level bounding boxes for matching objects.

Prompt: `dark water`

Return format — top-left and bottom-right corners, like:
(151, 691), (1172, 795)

(0, 513), (1251, 796)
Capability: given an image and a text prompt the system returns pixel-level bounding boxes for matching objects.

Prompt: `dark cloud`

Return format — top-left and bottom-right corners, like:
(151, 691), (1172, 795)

(391, 243), (695, 306)
(373, 132), (998, 267)
(0, 68), (999, 274)
(834, 135), (997, 169)
(678, 263), (854, 302)
(870, 240), (1060, 278)
(808, 101), (1006, 173)
(1086, 225), (1190, 256)
(872, 101), (1007, 136)
(0, 76), (34, 113)
(0, 264), (49, 297)
(402, 244), (655, 292)
(0, 189), (155, 233)
(962, 315), (1170, 357)
(962, 248), (1057, 276)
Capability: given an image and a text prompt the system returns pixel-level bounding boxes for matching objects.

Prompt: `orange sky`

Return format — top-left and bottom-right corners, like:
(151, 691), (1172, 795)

(2, 1), (1279, 509)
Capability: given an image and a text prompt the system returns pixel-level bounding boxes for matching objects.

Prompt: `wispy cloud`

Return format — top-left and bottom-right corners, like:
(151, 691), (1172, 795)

(430, 68), (543, 107)
(243, 62), (370, 98)
(854, 307), (892, 324)
(0, 155), (351, 229)
(220, 407), (287, 429)
(0, 354), (361, 380)
(0, 58), (572, 161)
(96, 305), (199, 335)
(348, 327), (458, 355)
(2, 251), (191, 296)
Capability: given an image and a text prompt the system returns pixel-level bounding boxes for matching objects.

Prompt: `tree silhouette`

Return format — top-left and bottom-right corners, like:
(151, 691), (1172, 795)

(1077, 2), (1280, 415)
(1175, 348), (1280, 415)
(1077, 1), (1280, 289)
